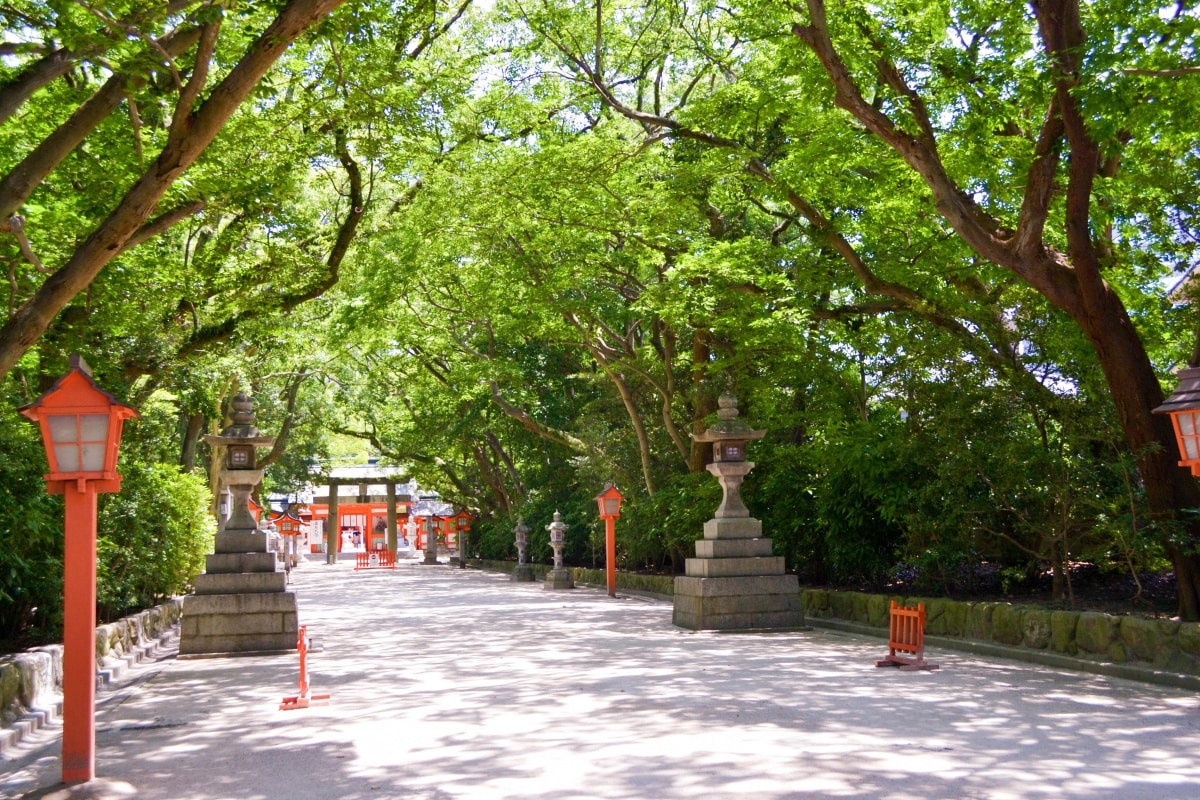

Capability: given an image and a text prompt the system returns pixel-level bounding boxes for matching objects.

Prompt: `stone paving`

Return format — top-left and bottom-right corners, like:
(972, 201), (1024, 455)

(3, 560), (1200, 799)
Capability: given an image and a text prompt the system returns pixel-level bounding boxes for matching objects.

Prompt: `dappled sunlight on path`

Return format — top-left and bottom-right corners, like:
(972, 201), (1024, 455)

(4, 563), (1199, 799)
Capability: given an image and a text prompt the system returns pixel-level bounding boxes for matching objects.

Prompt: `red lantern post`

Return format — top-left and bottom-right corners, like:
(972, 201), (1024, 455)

(594, 484), (624, 598)
(1153, 366), (1200, 476)
(19, 355), (137, 784)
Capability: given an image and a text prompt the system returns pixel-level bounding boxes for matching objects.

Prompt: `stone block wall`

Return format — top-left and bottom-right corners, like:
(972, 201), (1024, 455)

(801, 589), (1200, 676)
(1, 599), (182, 736)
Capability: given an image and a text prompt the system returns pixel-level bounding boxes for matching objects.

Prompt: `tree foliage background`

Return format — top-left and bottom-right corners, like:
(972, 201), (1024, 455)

(4, 0), (1200, 643)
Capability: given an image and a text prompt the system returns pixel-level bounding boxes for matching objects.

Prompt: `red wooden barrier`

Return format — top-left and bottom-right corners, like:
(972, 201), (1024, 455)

(875, 600), (940, 671)
(280, 625), (331, 710)
(354, 550), (395, 571)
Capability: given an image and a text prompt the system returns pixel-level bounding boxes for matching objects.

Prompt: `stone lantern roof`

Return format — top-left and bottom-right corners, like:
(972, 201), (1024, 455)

(207, 393), (275, 447)
(693, 393), (765, 443)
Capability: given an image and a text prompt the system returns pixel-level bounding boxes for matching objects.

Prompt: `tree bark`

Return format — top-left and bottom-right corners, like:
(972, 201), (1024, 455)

(0, 0), (349, 382)
(180, 411), (205, 472)
(688, 328), (715, 472)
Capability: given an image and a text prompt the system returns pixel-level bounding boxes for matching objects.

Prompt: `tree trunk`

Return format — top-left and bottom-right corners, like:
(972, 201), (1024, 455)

(180, 411), (205, 472)
(1066, 285), (1200, 619)
(688, 328), (715, 472)
(791, 0), (1200, 618)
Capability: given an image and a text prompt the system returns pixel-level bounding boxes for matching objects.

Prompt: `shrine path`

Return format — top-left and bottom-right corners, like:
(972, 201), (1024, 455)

(4, 560), (1200, 799)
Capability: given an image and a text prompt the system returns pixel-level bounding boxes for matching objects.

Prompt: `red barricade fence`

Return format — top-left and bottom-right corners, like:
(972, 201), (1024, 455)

(875, 600), (939, 671)
(354, 550), (396, 571)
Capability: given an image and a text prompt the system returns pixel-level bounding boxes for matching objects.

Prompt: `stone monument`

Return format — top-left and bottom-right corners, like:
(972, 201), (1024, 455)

(543, 511), (574, 589)
(673, 393), (804, 630)
(511, 518), (534, 582)
(180, 394), (299, 655)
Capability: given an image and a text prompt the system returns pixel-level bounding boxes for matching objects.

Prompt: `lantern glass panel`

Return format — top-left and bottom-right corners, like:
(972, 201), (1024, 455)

(48, 413), (110, 473)
(79, 442), (106, 472)
(48, 415), (78, 443)
(604, 498), (620, 515)
(80, 414), (109, 441)
(1181, 411), (1200, 461)
(53, 443), (79, 472)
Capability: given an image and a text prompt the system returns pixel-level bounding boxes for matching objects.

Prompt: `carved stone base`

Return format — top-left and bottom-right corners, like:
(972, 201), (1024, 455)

(544, 567), (574, 590)
(672, 515), (805, 631)
(512, 565), (535, 582)
(180, 525), (297, 657)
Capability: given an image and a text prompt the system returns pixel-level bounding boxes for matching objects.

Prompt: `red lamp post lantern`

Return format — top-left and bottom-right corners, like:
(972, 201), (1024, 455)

(595, 483), (624, 598)
(19, 355), (137, 784)
(1154, 366), (1200, 476)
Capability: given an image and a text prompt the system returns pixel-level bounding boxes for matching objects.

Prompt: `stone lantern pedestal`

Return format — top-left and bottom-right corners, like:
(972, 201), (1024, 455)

(673, 394), (805, 631)
(180, 394), (298, 656)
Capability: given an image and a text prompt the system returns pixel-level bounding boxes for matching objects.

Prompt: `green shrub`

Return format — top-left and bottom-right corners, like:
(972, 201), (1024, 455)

(0, 410), (66, 643)
(97, 462), (214, 621)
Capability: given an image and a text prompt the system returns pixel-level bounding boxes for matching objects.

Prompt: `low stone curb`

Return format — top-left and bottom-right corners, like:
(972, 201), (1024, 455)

(0, 599), (183, 756)
(0, 702), (62, 757)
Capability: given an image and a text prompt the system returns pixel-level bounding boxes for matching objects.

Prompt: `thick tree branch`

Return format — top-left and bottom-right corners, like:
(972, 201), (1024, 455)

(1013, 96), (1064, 258)
(0, 0), (349, 381)
(0, 0), (199, 126)
(488, 379), (591, 453)
(170, 19), (222, 140)
(121, 200), (207, 252)
(792, 2), (1014, 272)
(0, 26), (203, 221)
(258, 369), (311, 469)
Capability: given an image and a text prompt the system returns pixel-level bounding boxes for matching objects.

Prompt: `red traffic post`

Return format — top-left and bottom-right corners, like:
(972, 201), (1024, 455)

(594, 484), (624, 598)
(19, 355), (137, 784)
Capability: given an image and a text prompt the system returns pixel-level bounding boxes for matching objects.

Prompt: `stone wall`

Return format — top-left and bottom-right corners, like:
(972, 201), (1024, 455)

(801, 588), (1200, 676)
(0, 599), (182, 738)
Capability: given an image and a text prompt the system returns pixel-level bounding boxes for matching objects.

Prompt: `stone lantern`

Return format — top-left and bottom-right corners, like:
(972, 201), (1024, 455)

(544, 510), (573, 590)
(180, 393), (298, 655)
(208, 394), (275, 531)
(673, 392), (804, 631)
(511, 518), (534, 582)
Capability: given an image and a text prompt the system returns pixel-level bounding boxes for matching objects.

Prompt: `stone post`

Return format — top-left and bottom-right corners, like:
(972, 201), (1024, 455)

(386, 482), (398, 554)
(544, 511), (573, 589)
(403, 516), (418, 557)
